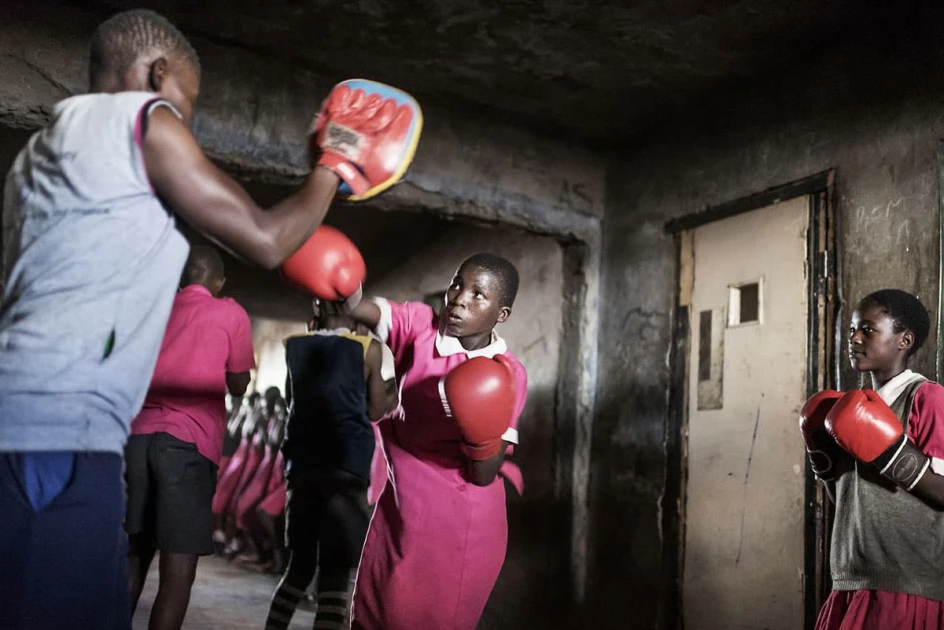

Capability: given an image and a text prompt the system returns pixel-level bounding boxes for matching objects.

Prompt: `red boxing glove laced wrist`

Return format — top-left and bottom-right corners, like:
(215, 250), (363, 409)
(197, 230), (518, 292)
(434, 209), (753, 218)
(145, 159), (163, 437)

(826, 389), (931, 490)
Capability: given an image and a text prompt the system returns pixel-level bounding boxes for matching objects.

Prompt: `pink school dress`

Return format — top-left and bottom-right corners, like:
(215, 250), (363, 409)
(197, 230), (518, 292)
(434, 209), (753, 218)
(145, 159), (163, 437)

(235, 439), (279, 530)
(212, 432), (254, 516)
(256, 451), (287, 517)
(351, 299), (528, 630)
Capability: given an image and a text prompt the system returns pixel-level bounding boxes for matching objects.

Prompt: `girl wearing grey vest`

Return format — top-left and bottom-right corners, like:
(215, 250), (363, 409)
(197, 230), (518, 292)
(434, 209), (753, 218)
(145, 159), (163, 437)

(801, 290), (944, 629)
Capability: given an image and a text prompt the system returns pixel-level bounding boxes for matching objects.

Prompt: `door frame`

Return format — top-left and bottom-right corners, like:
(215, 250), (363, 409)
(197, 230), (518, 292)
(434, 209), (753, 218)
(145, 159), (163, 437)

(663, 169), (838, 630)
(935, 141), (944, 382)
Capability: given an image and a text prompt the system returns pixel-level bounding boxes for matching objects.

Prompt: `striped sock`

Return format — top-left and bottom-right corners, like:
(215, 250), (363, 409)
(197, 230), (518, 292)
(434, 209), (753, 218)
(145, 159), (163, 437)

(265, 580), (308, 630)
(313, 571), (354, 630)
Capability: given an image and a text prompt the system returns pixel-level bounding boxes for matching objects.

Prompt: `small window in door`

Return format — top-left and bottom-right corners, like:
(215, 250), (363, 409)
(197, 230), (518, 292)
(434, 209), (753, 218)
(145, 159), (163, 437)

(727, 279), (763, 327)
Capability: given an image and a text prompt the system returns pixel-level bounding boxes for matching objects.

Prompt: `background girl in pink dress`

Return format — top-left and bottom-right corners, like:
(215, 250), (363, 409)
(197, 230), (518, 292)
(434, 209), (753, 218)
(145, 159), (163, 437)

(349, 253), (528, 630)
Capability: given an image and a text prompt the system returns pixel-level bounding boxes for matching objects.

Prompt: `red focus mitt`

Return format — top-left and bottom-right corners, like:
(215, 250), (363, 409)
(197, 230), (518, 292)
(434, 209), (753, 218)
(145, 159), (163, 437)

(312, 79), (423, 201)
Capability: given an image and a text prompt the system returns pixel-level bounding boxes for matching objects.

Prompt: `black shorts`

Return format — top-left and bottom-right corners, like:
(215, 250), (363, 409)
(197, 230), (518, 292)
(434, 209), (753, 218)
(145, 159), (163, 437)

(124, 432), (217, 556)
(285, 470), (370, 570)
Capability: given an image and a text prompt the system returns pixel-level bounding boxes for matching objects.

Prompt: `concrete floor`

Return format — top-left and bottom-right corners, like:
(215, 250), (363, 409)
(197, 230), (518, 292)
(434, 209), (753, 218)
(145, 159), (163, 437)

(133, 555), (315, 629)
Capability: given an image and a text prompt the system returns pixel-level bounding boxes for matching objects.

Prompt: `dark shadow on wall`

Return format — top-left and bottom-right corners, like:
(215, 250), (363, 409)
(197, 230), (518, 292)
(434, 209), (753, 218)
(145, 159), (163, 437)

(482, 385), (572, 630)
(584, 385), (669, 630)
(0, 127), (37, 276)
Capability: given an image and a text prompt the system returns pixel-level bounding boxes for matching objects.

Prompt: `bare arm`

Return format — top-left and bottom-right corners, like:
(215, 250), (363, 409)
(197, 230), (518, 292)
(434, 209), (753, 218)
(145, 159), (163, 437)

(824, 458), (944, 508)
(226, 371), (251, 397)
(466, 443), (508, 487)
(384, 379), (399, 412)
(911, 471), (944, 509)
(144, 107), (340, 269)
(350, 300), (382, 331)
(365, 340), (391, 421)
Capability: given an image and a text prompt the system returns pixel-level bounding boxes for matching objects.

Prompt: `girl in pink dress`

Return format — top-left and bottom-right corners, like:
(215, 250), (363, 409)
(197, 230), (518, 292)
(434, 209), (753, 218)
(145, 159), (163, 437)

(806, 290), (944, 629)
(350, 253), (528, 630)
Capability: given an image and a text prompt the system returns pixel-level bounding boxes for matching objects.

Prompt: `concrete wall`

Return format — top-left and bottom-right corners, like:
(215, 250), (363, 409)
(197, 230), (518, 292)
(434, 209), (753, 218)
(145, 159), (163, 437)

(592, 28), (944, 629)
(366, 221), (568, 628)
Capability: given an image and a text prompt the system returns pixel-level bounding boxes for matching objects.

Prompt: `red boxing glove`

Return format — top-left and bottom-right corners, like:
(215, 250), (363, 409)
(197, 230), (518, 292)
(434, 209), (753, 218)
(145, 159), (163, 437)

(799, 390), (844, 481)
(312, 79), (423, 201)
(280, 226), (365, 306)
(442, 355), (516, 461)
(826, 389), (931, 490)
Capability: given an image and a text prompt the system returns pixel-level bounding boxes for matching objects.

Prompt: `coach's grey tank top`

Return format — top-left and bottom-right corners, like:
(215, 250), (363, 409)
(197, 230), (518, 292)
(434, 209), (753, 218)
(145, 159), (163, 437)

(0, 92), (189, 454)
(830, 375), (944, 601)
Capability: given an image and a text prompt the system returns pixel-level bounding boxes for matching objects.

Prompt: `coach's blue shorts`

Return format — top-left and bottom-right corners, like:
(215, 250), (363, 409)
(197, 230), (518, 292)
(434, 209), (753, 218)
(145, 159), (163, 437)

(0, 451), (130, 630)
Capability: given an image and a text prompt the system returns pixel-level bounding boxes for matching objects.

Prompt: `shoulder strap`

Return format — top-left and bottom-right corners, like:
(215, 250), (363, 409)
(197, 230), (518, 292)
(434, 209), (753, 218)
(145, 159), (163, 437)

(896, 377), (930, 432)
(138, 98), (182, 141)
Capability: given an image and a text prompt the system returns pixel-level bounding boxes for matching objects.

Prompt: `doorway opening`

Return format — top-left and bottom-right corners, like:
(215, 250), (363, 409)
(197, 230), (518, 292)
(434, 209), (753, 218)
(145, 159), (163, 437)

(665, 170), (837, 630)
(173, 177), (586, 628)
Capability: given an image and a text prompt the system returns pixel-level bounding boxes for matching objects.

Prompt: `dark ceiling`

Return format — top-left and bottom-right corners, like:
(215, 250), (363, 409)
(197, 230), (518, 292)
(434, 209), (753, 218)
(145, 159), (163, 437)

(90, 0), (907, 146)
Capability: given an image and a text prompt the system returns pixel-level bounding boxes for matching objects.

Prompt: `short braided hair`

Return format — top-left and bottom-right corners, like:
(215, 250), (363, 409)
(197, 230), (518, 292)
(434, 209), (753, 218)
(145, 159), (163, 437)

(89, 9), (199, 81)
(859, 289), (931, 357)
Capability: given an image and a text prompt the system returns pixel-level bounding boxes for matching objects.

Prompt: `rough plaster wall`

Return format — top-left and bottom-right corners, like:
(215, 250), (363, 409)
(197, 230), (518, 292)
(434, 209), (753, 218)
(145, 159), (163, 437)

(594, 35), (944, 629)
(366, 222), (567, 627)
(0, 1), (604, 240)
